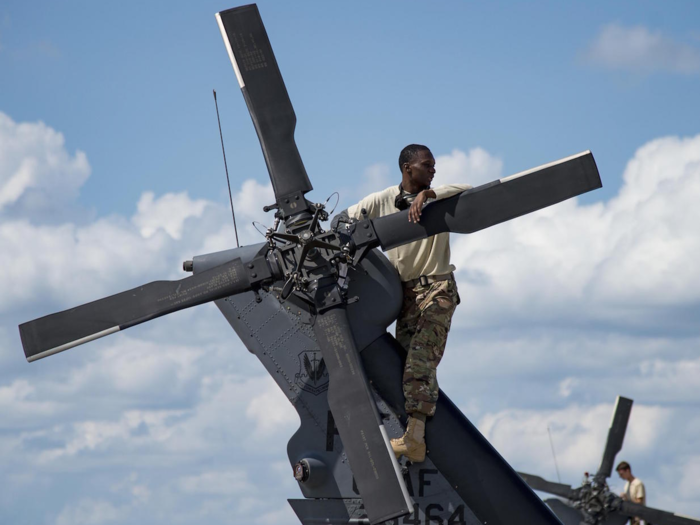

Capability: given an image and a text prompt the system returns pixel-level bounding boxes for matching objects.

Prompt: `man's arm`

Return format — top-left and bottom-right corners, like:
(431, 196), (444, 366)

(408, 184), (472, 223)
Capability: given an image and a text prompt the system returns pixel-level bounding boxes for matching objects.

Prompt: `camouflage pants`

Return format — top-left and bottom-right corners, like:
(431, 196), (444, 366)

(395, 278), (459, 417)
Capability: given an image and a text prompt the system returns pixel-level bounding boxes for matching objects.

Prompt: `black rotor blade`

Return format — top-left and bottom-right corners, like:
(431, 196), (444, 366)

(595, 396), (633, 481)
(313, 307), (412, 524)
(216, 5), (312, 203)
(19, 259), (250, 362)
(361, 333), (564, 525)
(372, 151), (601, 251)
(620, 500), (700, 525)
(600, 512), (630, 525)
(544, 499), (586, 525)
(518, 472), (575, 499)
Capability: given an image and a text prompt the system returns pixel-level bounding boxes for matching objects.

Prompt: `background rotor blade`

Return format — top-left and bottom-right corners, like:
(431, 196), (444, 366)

(595, 396), (633, 481)
(313, 307), (412, 524)
(216, 5), (313, 202)
(620, 500), (700, 525)
(600, 513), (630, 525)
(362, 333), (564, 525)
(518, 472), (574, 499)
(19, 259), (250, 362)
(372, 151), (601, 251)
(544, 499), (586, 525)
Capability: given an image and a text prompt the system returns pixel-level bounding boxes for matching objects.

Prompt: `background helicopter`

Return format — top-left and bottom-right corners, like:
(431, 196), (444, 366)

(17, 4), (603, 525)
(519, 396), (700, 525)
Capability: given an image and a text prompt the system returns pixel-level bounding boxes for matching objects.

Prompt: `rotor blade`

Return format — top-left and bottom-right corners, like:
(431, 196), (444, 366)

(600, 513), (630, 525)
(216, 5), (312, 203)
(361, 333), (564, 525)
(313, 307), (412, 524)
(518, 472), (574, 499)
(620, 500), (700, 525)
(596, 396), (633, 481)
(544, 499), (586, 525)
(372, 151), (601, 251)
(19, 259), (250, 362)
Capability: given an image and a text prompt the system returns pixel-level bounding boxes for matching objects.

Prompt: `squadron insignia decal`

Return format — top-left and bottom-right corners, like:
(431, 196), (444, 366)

(295, 351), (329, 395)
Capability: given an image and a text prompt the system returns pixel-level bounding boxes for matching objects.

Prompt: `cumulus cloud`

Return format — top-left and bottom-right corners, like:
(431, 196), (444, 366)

(357, 162), (393, 198)
(480, 402), (669, 477)
(0, 112), (90, 217)
(436, 147), (503, 187)
(56, 499), (122, 525)
(451, 133), (700, 333)
(133, 191), (210, 239)
(583, 24), (700, 74)
(245, 376), (299, 439)
(2, 111), (700, 523)
(177, 470), (250, 496)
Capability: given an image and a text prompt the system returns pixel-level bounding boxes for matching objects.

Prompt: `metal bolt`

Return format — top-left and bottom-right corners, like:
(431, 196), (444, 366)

(251, 273), (257, 278)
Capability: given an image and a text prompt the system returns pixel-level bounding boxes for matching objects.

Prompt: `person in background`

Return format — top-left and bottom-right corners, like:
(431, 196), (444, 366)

(617, 461), (646, 525)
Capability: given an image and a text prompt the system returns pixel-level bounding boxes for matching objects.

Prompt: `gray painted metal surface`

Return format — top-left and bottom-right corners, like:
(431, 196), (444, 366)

(192, 246), (529, 525)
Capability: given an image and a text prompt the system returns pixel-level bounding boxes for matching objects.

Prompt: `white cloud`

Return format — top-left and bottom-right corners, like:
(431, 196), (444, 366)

(479, 402), (670, 482)
(0, 217), (171, 310)
(0, 112), (90, 216)
(357, 162), (393, 197)
(3, 111), (700, 523)
(56, 499), (121, 525)
(584, 24), (700, 74)
(0, 379), (61, 423)
(177, 470), (250, 496)
(133, 191), (210, 239)
(436, 147), (503, 187)
(245, 376), (299, 439)
(451, 133), (700, 332)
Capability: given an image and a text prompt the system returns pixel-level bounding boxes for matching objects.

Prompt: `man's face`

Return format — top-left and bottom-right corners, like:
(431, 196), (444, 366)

(617, 468), (631, 481)
(406, 150), (436, 190)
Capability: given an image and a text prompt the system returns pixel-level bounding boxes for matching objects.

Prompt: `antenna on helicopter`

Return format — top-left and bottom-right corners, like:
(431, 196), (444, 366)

(213, 89), (240, 247)
(547, 425), (562, 483)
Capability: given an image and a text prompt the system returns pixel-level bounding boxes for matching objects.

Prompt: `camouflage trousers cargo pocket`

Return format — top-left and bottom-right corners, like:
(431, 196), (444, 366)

(395, 278), (459, 417)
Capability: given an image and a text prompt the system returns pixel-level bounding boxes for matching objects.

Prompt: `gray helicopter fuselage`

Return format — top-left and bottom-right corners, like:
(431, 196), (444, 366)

(192, 245), (480, 525)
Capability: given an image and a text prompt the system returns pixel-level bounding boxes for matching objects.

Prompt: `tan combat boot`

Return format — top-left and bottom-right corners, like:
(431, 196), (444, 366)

(390, 414), (426, 463)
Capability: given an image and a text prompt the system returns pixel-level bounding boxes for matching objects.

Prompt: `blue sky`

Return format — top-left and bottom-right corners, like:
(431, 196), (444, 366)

(2, 1), (700, 524)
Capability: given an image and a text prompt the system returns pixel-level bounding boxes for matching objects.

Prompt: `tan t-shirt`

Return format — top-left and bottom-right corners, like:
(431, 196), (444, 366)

(624, 478), (646, 505)
(347, 184), (471, 281)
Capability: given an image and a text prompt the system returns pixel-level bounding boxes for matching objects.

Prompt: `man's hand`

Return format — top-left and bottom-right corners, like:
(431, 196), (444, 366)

(408, 189), (436, 223)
